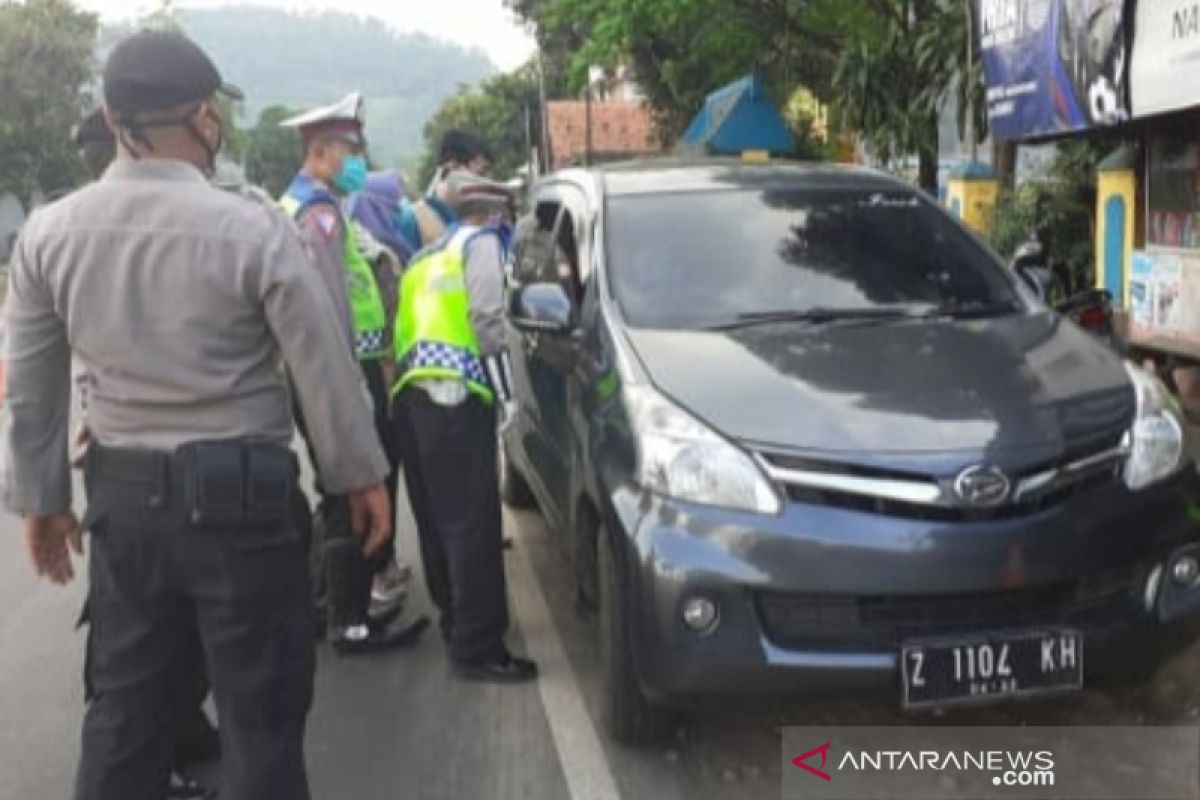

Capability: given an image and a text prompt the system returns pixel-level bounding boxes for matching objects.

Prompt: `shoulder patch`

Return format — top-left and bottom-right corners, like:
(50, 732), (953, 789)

(309, 207), (341, 240)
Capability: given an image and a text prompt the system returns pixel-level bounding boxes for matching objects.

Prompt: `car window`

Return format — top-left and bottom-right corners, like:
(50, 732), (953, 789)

(512, 200), (560, 286)
(513, 190), (589, 305)
(606, 187), (1022, 330)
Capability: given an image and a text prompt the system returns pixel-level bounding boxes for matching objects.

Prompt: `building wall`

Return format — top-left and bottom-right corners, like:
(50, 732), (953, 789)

(546, 101), (659, 170)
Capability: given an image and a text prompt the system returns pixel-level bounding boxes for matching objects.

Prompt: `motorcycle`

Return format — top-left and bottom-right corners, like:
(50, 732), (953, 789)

(1010, 240), (1118, 348)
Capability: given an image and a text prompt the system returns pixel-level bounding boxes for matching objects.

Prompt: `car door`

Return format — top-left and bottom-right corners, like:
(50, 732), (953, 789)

(506, 189), (567, 525)
(509, 183), (590, 530)
(533, 185), (591, 524)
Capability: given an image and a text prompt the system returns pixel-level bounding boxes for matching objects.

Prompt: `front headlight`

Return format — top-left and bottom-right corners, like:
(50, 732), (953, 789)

(624, 384), (781, 515)
(1124, 363), (1187, 491)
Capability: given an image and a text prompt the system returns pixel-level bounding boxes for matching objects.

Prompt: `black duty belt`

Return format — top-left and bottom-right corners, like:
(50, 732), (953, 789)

(86, 441), (298, 528)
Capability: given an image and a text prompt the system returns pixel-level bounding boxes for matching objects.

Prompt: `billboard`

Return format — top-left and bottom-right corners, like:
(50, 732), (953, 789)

(1131, 1), (1200, 117)
(978, 0), (1129, 140)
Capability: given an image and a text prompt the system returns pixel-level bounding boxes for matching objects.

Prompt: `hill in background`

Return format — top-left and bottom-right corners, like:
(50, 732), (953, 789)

(100, 6), (498, 166)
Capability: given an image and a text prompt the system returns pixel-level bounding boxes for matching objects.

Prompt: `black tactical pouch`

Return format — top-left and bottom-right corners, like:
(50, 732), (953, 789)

(244, 445), (295, 529)
(183, 441), (246, 530)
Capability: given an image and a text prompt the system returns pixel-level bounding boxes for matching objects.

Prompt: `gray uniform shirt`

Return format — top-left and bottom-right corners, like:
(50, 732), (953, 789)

(2, 158), (388, 515)
(293, 183), (355, 349)
(465, 231), (505, 356)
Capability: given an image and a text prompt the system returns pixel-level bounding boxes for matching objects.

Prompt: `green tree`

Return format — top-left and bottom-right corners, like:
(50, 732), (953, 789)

(0, 0), (99, 205)
(417, 64), (541, 186)
(914, 0), (986, 157)
(829, 0), (989, 193)
(245, 105), (301, 197)
(509, 0), (845, 141)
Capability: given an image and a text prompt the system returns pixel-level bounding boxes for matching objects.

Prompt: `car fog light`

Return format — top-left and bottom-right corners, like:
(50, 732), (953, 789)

(1172, 555), (1200, 586)
(682, 597), (719, 633)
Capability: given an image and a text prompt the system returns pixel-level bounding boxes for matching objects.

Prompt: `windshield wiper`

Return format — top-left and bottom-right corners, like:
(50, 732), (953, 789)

(918, 301), (1022, 320)
(702, 306), (923, 331)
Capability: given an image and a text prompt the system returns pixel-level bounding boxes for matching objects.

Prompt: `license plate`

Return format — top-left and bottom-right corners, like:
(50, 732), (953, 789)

(901, 629), (1083, 708)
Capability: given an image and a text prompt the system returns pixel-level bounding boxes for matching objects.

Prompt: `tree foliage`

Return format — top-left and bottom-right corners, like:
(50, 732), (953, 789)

(509, 0), (845, 140)
(990, 139), (1115, 290)
(245, 105), (301, 198)
(0, 0), (99, 204)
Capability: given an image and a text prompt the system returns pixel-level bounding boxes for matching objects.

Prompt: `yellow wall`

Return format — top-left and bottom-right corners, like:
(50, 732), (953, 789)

(946, 177), (999, 236)
(1095, 169), (1137, 306)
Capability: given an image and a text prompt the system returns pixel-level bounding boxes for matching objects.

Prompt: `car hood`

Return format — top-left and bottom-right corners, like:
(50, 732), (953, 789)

(623, 312), (1134, 473)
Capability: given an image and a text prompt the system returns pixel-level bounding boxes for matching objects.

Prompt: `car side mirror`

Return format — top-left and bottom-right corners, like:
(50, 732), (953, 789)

(509, 282), (574, 334)
(1016, 265), (1053, 302)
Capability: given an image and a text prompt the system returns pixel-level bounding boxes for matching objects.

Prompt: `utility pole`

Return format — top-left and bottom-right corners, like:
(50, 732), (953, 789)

(966, 0), (978, 165)
(584, 66), (593, 167)
(537, 47), (550, 174)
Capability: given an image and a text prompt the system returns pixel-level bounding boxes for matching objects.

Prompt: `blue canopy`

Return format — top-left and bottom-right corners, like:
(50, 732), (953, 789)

(680, 74), (795, 156)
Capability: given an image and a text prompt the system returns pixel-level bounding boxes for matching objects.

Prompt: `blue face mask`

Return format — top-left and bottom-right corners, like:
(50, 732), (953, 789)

(334, 154), (368, 194)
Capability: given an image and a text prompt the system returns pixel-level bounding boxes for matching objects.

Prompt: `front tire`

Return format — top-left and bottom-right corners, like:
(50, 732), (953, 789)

(597, 524), (673, 744)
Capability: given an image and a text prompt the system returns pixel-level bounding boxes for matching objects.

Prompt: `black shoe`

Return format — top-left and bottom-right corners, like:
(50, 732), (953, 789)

(366, 603), (402, 632)
(331, 616), (430, 656)
(453, 651), (538, 684)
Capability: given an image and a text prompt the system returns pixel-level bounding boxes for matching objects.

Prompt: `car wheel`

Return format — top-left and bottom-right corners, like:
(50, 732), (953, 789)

(499, 434), (536, 509)
(597, 523), (673, 744)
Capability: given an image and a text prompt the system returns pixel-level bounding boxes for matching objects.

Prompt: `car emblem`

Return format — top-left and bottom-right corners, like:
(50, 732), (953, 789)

(954, 466), (1012, 508)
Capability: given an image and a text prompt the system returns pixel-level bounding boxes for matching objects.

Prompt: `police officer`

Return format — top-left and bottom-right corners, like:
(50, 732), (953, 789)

(3, 30), (392, 800)
(393, 171), (537, 683)
(69, 106), (220, 800)
(279, 94), (427, 654)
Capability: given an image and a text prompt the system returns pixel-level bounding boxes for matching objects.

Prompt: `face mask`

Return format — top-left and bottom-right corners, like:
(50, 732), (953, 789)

(184, 104), (223, 176)
(334, 154), (368, 194)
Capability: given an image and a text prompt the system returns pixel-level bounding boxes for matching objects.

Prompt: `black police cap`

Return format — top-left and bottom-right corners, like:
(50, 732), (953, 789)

(103, 29), (243, 118)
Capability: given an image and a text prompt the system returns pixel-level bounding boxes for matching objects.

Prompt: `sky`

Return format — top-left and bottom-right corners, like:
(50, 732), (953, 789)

(73, 0), (538, 70)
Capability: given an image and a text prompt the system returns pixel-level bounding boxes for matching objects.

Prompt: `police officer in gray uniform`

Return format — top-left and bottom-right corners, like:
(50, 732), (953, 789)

(2, 30), (391, 800)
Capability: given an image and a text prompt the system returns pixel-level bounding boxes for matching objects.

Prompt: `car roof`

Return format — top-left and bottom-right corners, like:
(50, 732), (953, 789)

(548, 157), (911, 198)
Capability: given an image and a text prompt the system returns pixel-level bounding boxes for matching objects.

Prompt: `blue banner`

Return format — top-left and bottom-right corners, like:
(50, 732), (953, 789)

(978, 0), (1129, 140)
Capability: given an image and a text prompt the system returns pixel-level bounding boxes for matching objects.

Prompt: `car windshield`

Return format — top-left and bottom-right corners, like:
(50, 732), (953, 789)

(606, 186), (1023, 330)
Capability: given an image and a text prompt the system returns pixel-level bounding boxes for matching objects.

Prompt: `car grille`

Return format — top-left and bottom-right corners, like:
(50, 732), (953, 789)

(759, 431), (1127, 522)
(782, 468), (1116, 522)
(755, 567), (1136, 651)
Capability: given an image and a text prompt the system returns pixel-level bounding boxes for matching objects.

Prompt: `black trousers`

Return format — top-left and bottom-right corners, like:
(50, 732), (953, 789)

(76, 446), (314, 800)
(394, 389), (508, 663)
(300, 359), (399, 630)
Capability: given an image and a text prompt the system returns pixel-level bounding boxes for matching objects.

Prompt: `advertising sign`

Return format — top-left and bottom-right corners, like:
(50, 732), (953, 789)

(978, 0), (1129, 139)
(1131, 1), (1200, 117)
(1129, 249), (1200, 355)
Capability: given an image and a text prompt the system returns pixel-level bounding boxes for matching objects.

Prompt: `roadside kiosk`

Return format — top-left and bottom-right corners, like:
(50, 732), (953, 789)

(944, 163), (999, 236)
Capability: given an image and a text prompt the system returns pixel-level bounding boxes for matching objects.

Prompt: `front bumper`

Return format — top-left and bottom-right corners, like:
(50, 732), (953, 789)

(604, 469), (1200, 709)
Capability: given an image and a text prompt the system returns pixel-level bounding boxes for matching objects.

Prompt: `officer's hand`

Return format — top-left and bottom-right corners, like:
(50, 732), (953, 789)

(23, 513), (82, 585)
(499, 400), (518, 435)
(348, 483), (391, 556)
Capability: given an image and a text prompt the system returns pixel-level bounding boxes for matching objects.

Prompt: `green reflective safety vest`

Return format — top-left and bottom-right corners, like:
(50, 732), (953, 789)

(280, 176), (389, 361)
(392, 226), (494, 404)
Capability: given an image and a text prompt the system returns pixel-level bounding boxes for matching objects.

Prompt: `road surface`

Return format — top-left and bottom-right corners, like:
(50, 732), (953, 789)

(3, 470), (1200, 800)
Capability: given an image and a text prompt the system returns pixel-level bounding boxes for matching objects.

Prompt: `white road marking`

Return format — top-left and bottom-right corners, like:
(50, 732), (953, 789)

(507, 512), (623, 800)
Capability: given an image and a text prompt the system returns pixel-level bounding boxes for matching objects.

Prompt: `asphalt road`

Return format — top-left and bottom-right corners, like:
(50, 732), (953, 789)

(4, 468), (1200, 800)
